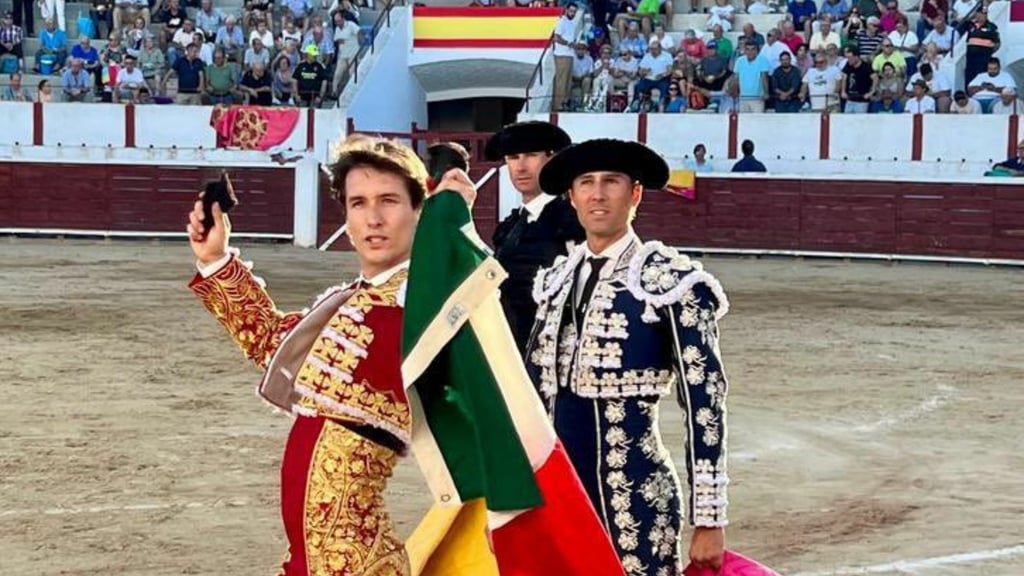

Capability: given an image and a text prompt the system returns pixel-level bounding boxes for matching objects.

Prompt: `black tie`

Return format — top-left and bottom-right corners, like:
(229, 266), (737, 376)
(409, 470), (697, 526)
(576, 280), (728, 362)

(576, 257), (609, 320)
(495, 208), (528, 260)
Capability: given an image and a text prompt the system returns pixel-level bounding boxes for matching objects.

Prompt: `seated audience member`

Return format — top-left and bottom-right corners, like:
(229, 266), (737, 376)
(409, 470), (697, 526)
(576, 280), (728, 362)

(878, 0), (902, 33)
(245, 37), (272, 70)
(112, 0), (138, 31)
(918, 42), (942, 71)
(61, 58), (94, 101)
(161, 42), (205, 104)
(283, 0), (313, 30)
(570, 41), (594, 109)
(240, 61), (273, 105)
(906, 63), (951, 112)
(251, 18), (275, 52)
(245, 0), (274, 31)
(968, 58), (1014, 113)
(678, 29), (704, 64)
(745, 0), (780, 15)
(788, 0), (817, 37)
(620, 21), (648, 58)
(778, 21), (804, 54)
(272, 39), (299, 72)
(292, 44), (327, 106)
(204, 48), (236, 104)
(301, 24), (335, 68)
(904, 79), (935, 113)
(587, 44), (615, 111)
(35, 19), (67, 75)
(649, 22), (677, 55)
(138, 37), (165, 93)
(737, 23), (765, 53)
(810, 15), (841, 53)
(195, 0), (223, 40)
(326, 0), (359, 23)
(278, 17), (302, 50)
(917, 0), (947, 38)
(272, 55), (294, 104)
(875, 62), (902, 98)
(125, 16), (154, 58)
(635, 39), (673, 110)
(71, 36), (102, 87)
(950, 90), (981, 114)
(844, 5), (865, 33)
(990, 87), (1022, 115)
(922, 16), (955, 54)
(870, 89), (904, 112)
(706, 0), (735, 32)
(633, 0), (662, 36)
(801, 52), (841, 111)
(732, 139), (767, 172)
(772, 51), (803, 112)
(760, 29), (793, 71)
(794, 43), (813, 75)
(167, 18), (195, 65)
(114, 54), (146, 102)
(0, 11), (25, 69)
(991, 140), (1024, 175)
(216, 16), (246, 62)
(156, 0), (185, 47)
(950, 0), (977, 29)
(692, 41), (731, 109)
(664, 80), (687, 112)
(37, 79), (55, 102)
(192, 32), (215, 65)
(818, 0), (849, 31)
(707, 25), (731, 60)
(91, 0), (114, 41)
(856, 16), (884, 58)
(2, 72), (32, 100)
(685, 143), (714, 173)
(888, 18), (918, 75)
(872, 40), (906, 76)
(611, 45), (639, 102)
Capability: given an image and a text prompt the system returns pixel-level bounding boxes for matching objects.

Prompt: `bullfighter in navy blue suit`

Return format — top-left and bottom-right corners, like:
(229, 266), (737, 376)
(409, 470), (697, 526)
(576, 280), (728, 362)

(525, 139), (731, 575)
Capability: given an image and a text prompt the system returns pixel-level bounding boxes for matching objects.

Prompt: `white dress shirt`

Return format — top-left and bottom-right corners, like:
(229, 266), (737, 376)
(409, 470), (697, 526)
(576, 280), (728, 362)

(522, 192), (557, 224)
(573, 228), (637, 308)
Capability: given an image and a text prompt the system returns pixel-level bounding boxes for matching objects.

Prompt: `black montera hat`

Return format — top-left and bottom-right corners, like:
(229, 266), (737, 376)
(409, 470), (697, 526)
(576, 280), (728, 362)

(484, 121), (571, 161)
(539, 138), (670, 195)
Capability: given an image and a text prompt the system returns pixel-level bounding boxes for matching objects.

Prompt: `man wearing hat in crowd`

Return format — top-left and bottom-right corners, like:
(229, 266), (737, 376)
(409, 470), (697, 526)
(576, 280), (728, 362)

(486, 121), (585, 355)
(292, 43), (327, 107)
(526, 138), (730, 574)
(904, 78), (936, 114)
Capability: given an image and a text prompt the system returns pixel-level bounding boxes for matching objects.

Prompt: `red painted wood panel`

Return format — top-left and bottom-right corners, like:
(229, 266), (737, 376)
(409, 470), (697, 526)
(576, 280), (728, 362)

(1, 163), (295, 234)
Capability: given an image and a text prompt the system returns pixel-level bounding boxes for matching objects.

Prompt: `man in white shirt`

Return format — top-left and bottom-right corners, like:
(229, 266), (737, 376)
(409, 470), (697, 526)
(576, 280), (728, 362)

(809, 14), (842, 53)
(922, 16), (956, 54)
(904, 79), (936, 113)
(905, 63), (951, 112)
(552, 3), (579, 112)
(968, 58), (1015, 113)
(611, 45), (639, 101)
(801, 53), (841, 110)
(114, 54), (146, 103)
(759, 28), (793, 71)
(635, 39), (674, 110)
(950, 90), (982, 114)
(991, 87), (1022, 115)
(570, 41), (594, 110)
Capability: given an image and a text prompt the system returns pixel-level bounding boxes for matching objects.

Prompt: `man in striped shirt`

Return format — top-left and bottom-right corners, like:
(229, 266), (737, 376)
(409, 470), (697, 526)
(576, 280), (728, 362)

(0, 12), (25, 69)
(856, 16), (885, 58)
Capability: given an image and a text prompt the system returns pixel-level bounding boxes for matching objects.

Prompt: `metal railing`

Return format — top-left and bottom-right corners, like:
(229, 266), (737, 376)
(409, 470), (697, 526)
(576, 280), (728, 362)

(524, 33), (554, 113)
(334, 0), (404, 98)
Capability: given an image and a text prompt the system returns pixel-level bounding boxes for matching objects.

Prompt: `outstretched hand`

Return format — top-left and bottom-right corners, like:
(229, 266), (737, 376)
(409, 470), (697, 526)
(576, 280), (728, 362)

(186, 194), (231, 266)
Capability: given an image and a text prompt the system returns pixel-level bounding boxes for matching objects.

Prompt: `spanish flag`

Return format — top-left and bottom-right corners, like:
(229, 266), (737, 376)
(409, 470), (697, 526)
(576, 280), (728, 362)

(666, 169), (697, 200)
(412, 7), (561, 49)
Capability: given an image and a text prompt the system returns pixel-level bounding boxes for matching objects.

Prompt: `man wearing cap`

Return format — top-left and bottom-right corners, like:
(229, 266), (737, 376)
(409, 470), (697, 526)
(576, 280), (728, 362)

(990, 87), (1021, 115)
(292, 43), (327, 107)
(486, 121), (585, 355)
(527, 139), (730, 574)
(904, 79), (935, 113)
(571, 41), (595, 110)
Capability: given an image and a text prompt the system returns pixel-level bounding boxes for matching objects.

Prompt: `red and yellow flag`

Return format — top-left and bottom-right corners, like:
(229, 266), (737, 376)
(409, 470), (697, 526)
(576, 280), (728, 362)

(412, 7), (561, 48)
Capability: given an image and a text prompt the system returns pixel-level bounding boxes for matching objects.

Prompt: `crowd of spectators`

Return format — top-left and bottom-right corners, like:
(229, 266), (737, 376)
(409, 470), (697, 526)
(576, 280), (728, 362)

(550, 0), (1017, 114)
(0, 0), (368, 105)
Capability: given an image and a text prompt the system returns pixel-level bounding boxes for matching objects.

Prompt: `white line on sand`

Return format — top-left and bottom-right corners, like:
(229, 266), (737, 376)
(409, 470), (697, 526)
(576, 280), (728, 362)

(0, 500), (250, 519)
(853, 384), (958, 433)
(791, 544), (1024, 575)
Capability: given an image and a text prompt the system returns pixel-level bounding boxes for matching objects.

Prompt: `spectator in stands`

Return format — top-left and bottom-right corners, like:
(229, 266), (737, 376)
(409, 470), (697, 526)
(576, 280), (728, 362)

(708, 24), (732, 60)
(586, 44), (613, 111)
(706, 0), (735, 32)
(240, 60), (273, 105)
(2, 72), (32, 100)
(874, 62), (901, 99)
(678, 29), (703, 64)
(35, 19), (68, 75)
(760, 28), (792, 71)
(990, 87), (1021, 116)
(692, 41), (730, 107)
(843, 7), (864, 36)
(825, 42), (844, 69)
(165, 19), (193, 65)
(872, 39), (906, 76)
(551, 2), (577, 112)
(810, 14), (841, 53)
(735, 41), (770, 112)
(161, 42), (204, 104)
(137, 36), (165, 93)
(950, 89), (980, 114)
(244, 36), (271, 71)
(968, 57), (1013, 113)
(101, 32), (127, 67)
(91, 0), (113, 41)
(125, 16), (153, 57)
(801, 51), (841, 111)
(991, 140), (1024, 175)
(327, 0), (359, 23)
(113, 54), (145, 102)
(216, 16), (246, 63)
(841, 46), (875, 113)
(293, 44), (327, 106)
(650, 22), (676, 56)
(854, 0), (881, 18)
(114, 0), (142, 32)
(951, 0), (977, 29)
(251, 18), (276, 52)
(39, 0), (67, 32)
(856, 16), (884, 58)
(772, 51), (803, 112)
(204, 47), (235, 103)
(685, 144), (714, 172)
(61, 58), (93, 101)
(611, 44), (638, 102)
(917, 0), (947, 39)
(737, 23), (765, 53)
(620, 21), (648, 58)
(196, 0), (223, 41)
(662, 80), (686, 112)
(818, 0), (848, 31)
(273, 55), (294, 104)
(273, 38), (299, 71)
(9, 0), (32, 37)
(906, 63), (950, 111)
(922, 17), (955, 55)
(917, 41), (941, 70)
(778, 21), (804, 54)
(870, 89), (903, 112)
(634, 38), (672, 110)
(794, 43), (813, 74)
(744, 0), (779, 15)
(331, 9), (359, 55)
(633, 0), (662, 36)
(888, 18), (918, 75)
(788, 0), (817, 38)
(159, 1), (187, 50)
(0, 12), (25, 71)
(283, 0), (314, 31)
(570, 41), (594, 110)
(963, 8), (998, 92)
(732, 139), (767, 172)
(301, 24), (335, 68)
(71, 36), (101, 87)
(192, 31), (214, 65)
(278, 17), (302, 52)
(904, 79), (935, 113)
(245, 0), (274, 32)
(37, 79), (55, 102)
(878, 0), (901, 33)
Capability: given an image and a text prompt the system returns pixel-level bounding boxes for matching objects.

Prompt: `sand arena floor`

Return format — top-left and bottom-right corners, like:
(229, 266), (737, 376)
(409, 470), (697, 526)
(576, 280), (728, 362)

(1, 239), (1022, 576)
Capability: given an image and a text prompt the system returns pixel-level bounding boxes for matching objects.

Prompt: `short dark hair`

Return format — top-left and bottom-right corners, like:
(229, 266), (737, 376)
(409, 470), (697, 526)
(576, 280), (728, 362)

(693, 143), (706, 154)
(329, 135), (429, 209)
(742, 139), (755, 155)
(988, 57), (1001, 66)
(565, 1), (577, 9)
(918, 63), (932, 76)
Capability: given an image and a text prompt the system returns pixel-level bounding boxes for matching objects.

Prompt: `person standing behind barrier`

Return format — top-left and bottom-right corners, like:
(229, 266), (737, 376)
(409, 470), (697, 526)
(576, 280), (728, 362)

(735, 41), (769, 112)
(840, 46), (875, 113)
(963, 8), (998, 92)
(732, 139), (767, 172)
(552, 3), (578, 112)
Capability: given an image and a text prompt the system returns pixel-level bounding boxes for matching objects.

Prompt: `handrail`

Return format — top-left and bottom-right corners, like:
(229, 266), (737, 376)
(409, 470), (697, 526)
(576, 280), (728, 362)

(524, 32), (554, 113)
(335, 0), (404, 98)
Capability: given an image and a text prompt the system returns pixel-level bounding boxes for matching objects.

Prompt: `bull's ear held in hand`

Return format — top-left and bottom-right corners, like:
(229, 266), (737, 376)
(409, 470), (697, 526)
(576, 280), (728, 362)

(201, 171), (239, 233)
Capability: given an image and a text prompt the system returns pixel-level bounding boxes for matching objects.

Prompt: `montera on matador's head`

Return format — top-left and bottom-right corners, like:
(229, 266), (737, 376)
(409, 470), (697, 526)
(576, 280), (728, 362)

(484, 121), (572, 161)
(538, 138), (670, 195)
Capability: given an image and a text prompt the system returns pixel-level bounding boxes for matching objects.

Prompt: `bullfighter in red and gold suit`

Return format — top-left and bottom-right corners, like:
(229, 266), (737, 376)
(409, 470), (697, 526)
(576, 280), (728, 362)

(184, 136), (477, 576)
